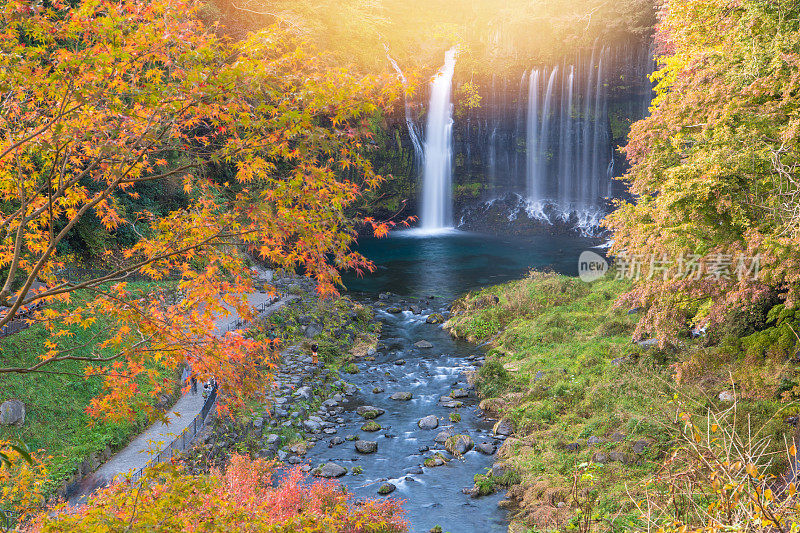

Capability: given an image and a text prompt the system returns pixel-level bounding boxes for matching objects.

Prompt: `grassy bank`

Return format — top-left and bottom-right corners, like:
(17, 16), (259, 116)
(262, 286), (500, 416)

(0, 282), (177, 500)
(446, 272), (796, 531)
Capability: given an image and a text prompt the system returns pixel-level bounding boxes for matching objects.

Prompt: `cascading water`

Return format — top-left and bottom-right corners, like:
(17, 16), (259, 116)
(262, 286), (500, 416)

(385, 46), (424, 170)
(420, 48), (457, 230)
(524, 48), (613, 223)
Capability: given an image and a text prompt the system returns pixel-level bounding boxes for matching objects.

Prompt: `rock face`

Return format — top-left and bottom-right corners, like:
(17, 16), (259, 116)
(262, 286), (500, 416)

(390, 391), (413, 401)
(414, 340), (433, 349)
(313, 463), (347, 478)
(418, 415), (439, 430)
(0, 400), (25, 427)
(355, 440), (378, 454)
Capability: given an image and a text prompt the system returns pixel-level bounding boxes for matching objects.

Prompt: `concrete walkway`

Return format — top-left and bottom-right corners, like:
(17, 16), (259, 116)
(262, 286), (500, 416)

(69, 276), (295, 504)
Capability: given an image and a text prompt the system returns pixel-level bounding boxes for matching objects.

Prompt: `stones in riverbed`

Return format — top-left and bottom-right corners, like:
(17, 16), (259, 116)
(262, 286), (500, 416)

(355, 440), (378, 454)
(372, 386), (384, 394)
(361, 421), (381, 432)
(329, 436), (344, 446)
(493, 418), (513, 436)
(426, 313), (445, 324)
(414, 340), (433, 349)
(424, 453), (448, 467)
(394, 359), (406, 366)
(377, 483), (396, 495)
(434, 430), (453, 444)
(390, 391), (413, 401)
(345, 434), (358, 441)
(418, 415), (439, 430)
(450, 388), (469, 399)
(356, 405), (385, 419)
(386, 306), (402, 313)
(313, 463), (347, 478)
(445, 435), (474, 455)
(439, 396), (463, 408)
(475, 442), (496, 455)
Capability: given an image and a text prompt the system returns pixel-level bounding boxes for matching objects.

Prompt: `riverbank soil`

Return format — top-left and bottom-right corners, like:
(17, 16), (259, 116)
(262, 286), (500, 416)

(446, 271), (797, 531)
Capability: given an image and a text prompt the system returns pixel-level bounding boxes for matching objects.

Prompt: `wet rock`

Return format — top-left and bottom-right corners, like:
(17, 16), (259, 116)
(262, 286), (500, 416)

(476, 442), (496, 455)
(386, 306), (402, 314)
(356, 405), (385, 419)
(265, 434), (281, 446)
(407, 466), (424, 475)
(439, 397), (463, 408)
(378, 483), (396, 495)
(313, 463), (347, 478)
(434, 430), (453, 444)
(303, 419), (322, 432)
(450, 389), (469, 399)
(390, 391), (413, 401)
(329, 436), (344, 446)
(445, 435), (474, 455)
(493, 418), (513, 436)
(345, 434), (358, 441)
(287, 442), (308, 455)
(414, 340), (433, 349)
(378, 292), (391, 300)
(394, 359), (406, 366)
(287, 456), (302, 464)
(418, 415), (439, 430)
(424, 453), (447, 467)
(426, 313), (445, 324)
(361, 421), (381, 432)
(372, 386), (385, 394)
(355, 440), (378, 454)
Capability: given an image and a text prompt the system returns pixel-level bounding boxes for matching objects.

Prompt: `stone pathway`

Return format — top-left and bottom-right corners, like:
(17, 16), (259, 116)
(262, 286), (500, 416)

(69, 277), (293, 504)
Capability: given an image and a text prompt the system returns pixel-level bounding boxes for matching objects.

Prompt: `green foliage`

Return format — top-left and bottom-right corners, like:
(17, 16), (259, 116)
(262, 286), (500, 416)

(606, 0), (800, 346)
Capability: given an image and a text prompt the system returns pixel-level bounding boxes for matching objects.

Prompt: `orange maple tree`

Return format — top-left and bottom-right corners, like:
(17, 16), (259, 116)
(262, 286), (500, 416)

(0, 0), (400, 419)
(30, 455), (408, 531)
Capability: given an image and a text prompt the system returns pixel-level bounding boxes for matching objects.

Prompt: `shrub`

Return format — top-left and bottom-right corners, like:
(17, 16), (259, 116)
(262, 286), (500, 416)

(34, 456), (407, 532)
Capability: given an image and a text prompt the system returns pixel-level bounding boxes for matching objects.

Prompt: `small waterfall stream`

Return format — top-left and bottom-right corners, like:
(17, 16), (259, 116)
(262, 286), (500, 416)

(420, 48), (457, 231)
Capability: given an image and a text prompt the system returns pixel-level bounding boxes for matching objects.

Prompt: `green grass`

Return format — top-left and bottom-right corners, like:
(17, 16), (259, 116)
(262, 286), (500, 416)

(446, 271), (792, 529)
(0, 281), (176, 496)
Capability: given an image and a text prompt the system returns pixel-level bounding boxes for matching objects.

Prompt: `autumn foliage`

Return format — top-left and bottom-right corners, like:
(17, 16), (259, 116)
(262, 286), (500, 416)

(605, 0), (800, 344)
(0, 0), (400, 419)
(31, 455), (407, 532)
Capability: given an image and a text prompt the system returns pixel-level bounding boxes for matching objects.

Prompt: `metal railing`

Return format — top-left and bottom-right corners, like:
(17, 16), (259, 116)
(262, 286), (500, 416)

(219, 296), (280, 334)
(129, 385), (218, 483)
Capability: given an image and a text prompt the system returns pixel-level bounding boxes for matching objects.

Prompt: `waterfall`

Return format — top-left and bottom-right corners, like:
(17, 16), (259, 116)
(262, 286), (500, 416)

(558, 64), (575, 210)
(525, 69), (540, 200)
(385, 47), (424, 171)
(420, 48), (457, 230)
(522, 48), (613, 218)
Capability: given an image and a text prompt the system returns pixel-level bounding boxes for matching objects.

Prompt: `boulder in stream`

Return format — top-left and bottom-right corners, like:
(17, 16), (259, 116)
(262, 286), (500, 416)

(418, 415), (439, 430)
(355, 440), (378, 454)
